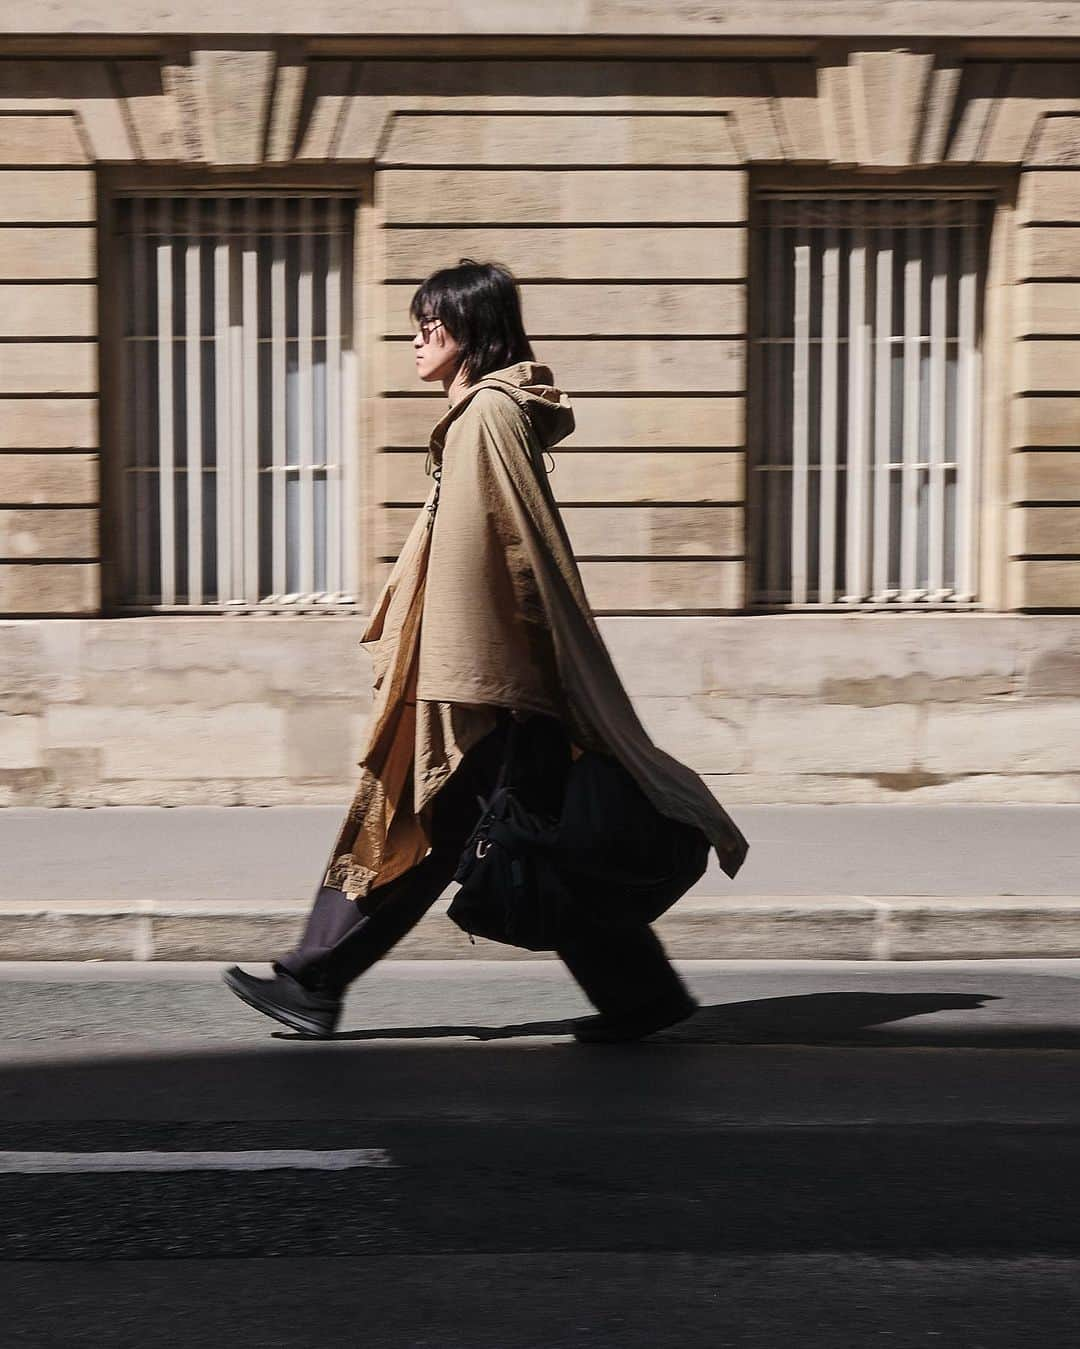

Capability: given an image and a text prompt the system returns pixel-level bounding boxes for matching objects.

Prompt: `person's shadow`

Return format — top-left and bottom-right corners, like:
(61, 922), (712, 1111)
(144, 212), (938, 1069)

(275, 991), (1043, 1046)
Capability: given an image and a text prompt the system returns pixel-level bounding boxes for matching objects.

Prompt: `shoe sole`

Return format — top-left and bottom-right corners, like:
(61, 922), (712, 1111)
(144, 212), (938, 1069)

(222, 969), (337, 1039)
(571, 999), (698, 1044)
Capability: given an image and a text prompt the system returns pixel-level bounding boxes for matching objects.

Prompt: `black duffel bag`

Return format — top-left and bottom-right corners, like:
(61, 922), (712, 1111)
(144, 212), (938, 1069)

(447, 716), (710, 951)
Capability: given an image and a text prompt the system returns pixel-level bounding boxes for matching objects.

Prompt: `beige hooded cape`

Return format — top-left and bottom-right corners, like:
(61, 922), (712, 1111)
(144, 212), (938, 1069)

(322, 361), (748, 900)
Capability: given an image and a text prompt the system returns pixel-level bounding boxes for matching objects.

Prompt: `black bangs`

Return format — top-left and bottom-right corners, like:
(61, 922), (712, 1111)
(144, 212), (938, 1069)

(409, 258), (535, 384)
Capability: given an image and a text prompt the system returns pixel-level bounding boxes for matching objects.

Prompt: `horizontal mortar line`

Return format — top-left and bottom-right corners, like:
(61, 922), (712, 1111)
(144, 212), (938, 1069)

(1012, 552), (1080, 560)
(0, 164), (89, 172)
(0, 278), (97, 286)
(590, 607), (739, 615)
(0, 556), (95, 563)
(0, 336), (95, 344)
(379, 161), (743, 171)
(0, 1149), (395, 1174)
(312, 55), (777, 66)
(0, 221), (95, 230)
(382, 499), (741, 508)
(375, 553), (741, 563)
(574, 553), (742, 561)
(388, 277), (747, 286)
(0, 393), (98, 401)
(1012, 446), (1080, 453)
(380, 447), (744, 458)
(383, 221), (746, 230)
(385, 110), (740, 118)
(1013, 499), (1080, 506)
(386, 277), (747, 284)
(380, 392), (745, 401)
(0, 502), (95, 509)
(381, 163), (744, 171)
(386, 333), (746, 341)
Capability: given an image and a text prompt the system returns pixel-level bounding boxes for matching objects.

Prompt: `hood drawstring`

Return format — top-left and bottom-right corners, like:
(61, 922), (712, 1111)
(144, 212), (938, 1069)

(426, 463), (442, 519)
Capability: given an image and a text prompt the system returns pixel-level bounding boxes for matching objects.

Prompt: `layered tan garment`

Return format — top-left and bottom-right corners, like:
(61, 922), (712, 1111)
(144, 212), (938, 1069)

(322, 361), (748, 900)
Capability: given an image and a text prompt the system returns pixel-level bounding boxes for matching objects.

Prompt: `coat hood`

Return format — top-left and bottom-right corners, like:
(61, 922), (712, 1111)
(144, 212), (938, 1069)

(427, 361), (575, 465)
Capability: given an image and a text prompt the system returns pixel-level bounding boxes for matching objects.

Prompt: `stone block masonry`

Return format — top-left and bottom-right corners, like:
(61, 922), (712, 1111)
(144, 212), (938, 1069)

(0, 40), (1079, 812)
(0, 613), (1078, 807)
(3, 50), (1080, 616)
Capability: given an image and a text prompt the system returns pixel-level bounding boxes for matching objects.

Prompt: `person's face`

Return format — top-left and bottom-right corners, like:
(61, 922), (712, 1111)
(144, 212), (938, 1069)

(412, 311), (463, 384)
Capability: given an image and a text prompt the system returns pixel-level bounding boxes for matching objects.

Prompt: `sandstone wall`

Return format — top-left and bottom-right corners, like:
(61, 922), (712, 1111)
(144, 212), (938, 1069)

(1, 44), (1079, 807)
(1, 51), (1080, 616)
(1, 614), (1077, 806)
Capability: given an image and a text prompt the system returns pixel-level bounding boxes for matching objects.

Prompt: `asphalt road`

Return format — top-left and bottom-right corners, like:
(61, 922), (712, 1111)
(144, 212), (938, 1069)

(3, 959), (1080, 1347)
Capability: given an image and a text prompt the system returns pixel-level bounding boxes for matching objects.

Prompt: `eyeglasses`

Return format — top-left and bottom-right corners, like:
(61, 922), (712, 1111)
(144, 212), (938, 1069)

(416, 317), (445, 342)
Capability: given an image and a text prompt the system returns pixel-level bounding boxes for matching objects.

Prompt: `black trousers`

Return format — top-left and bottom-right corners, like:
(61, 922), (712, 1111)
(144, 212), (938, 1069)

(274, 710), (692, 1017)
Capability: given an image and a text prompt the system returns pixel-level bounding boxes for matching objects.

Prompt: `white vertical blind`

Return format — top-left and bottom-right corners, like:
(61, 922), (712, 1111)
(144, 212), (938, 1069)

(242, 199), (260, 604)
(791, 209), (811, 606)
(763, 199), (785, 600)
(117, 194), (357, 611)
(928, 205), (948, 600)
(325, 198), (343, 595)
(297, 197), (316, 597)
(900, 204), (922, 600)
(184, 199), (203, 605)
(227, 204), (245, 599)
(957, 199), (981, 603)
(213, 198), (233, 608)
(752, 194), (989, 609)
(818, 220), (839, 605)
(155, 198), (176, 607)
(872, 205), (894, 602)
(843, 208), (870, 602)
(129, 197), (151, 602)
(270, 197), (288, 598)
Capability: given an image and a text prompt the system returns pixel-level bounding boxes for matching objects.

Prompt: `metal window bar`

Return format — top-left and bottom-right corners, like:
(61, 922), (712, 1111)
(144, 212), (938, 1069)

(751, 194), (990, 609)
(114, 194), (358, 612)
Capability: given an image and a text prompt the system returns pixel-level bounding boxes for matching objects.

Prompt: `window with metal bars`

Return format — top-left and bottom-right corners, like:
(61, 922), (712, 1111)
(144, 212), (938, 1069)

(113, 194), (357, 611)
(750, 195), (991, 609)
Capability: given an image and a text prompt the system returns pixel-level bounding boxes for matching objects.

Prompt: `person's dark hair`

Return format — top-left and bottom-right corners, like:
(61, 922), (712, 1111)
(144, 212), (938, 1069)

(409, 258), (534, 384)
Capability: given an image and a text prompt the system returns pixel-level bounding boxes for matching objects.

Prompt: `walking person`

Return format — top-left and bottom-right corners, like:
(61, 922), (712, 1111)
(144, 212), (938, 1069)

(224, 258), (748, 1043)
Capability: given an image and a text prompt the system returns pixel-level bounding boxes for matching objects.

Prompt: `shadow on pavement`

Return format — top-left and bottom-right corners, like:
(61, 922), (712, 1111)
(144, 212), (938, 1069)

(285, 990), (1008, 1046)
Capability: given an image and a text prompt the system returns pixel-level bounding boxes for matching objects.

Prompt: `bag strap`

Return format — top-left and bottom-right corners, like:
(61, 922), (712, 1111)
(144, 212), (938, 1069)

(475, 714), (523, 812)
(493, 714), (523, 793)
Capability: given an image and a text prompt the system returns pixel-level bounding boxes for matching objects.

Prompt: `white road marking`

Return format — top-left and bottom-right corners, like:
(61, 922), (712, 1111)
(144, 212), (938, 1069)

(0, 1149), (394, 1173)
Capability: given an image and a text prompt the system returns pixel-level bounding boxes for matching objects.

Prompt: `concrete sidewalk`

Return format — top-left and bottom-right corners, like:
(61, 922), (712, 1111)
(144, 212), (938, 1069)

(1, 804), (1079, 960)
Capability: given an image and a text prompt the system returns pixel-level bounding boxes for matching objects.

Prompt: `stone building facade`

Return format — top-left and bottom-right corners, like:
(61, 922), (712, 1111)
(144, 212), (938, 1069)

(1, 3), (1079, 807)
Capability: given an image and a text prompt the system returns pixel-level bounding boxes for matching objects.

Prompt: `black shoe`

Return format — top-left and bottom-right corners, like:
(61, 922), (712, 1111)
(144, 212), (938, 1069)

(223, 966), (342, 1038)
(571, 988), (699, 1044)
